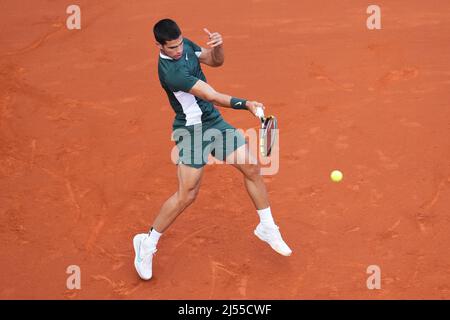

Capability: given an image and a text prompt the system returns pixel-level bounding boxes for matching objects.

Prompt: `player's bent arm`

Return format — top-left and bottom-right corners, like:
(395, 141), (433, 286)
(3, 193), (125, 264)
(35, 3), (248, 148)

(189, 80), (232, 107)
(189, 80), (264, 116)
(198, 47), (224, 67)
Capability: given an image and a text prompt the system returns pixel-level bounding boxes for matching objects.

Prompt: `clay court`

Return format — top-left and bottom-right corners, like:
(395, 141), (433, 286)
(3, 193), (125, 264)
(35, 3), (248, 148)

(1, 0), (449, 299)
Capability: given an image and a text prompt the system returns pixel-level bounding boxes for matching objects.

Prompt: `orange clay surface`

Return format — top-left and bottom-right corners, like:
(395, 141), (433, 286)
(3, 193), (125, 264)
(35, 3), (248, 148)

(1, 0), (449, 299)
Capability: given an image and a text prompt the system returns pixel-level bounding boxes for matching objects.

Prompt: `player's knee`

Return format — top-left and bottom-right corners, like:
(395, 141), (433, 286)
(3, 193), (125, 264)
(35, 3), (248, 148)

(244, 164), (261, 181)
(187, 188), (199, 204)
(178, 188), (199, 207)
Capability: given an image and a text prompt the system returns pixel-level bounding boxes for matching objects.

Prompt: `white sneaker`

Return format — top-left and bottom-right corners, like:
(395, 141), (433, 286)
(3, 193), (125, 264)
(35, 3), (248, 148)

(254, 223), (292, 256)
(133, 233), (157, 280)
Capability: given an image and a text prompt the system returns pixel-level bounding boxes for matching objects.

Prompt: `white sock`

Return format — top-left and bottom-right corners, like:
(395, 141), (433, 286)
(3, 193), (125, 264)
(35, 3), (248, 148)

(146, 228), (162, 248)
(257, 207), (276, 227)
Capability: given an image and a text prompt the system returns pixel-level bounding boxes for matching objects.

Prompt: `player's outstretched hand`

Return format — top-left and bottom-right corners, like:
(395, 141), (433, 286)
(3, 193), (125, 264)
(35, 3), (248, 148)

(203, 28), (223, 48)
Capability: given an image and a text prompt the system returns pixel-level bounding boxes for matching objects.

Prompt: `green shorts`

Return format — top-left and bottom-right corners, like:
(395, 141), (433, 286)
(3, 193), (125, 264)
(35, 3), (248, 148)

(172, 117), (246, 169)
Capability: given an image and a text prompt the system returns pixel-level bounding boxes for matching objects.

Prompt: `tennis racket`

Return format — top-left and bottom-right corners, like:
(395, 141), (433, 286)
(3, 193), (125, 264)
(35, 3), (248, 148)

(259, 111), (278, 157)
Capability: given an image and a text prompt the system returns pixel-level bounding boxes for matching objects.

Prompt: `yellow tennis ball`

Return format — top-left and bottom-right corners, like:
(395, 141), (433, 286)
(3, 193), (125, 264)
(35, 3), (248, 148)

(330, 170), (343, 182)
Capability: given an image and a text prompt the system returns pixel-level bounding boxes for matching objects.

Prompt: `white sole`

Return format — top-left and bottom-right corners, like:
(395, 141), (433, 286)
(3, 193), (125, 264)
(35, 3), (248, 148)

(254, 229), (292, 257)
(133, 235), (152, 280)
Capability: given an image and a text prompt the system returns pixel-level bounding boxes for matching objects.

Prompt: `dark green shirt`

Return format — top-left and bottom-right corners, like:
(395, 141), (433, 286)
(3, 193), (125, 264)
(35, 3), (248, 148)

(158, 38), (222, 129)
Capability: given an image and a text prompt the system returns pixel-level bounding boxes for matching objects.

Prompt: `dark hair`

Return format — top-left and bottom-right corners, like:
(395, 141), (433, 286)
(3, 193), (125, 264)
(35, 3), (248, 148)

(153, 19), (181, 45)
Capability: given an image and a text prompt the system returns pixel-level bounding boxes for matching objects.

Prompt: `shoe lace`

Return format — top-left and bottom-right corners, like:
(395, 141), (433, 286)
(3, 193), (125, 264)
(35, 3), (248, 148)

(140, 243), (157, 260)
(264, 225), (283, 241)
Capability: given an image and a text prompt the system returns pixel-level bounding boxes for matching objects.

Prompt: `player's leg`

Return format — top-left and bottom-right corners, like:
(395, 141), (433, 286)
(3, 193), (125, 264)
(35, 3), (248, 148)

(227, 143), (269, 210)
(152, 163), (204, 232)
(209, 119), (270, 210)
(226, 142), (292, 257)
(133, 163), (204, 280)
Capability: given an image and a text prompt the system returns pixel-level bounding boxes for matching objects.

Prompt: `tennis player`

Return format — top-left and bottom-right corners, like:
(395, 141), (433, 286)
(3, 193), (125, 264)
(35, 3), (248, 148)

(133, 19), (292, 280)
